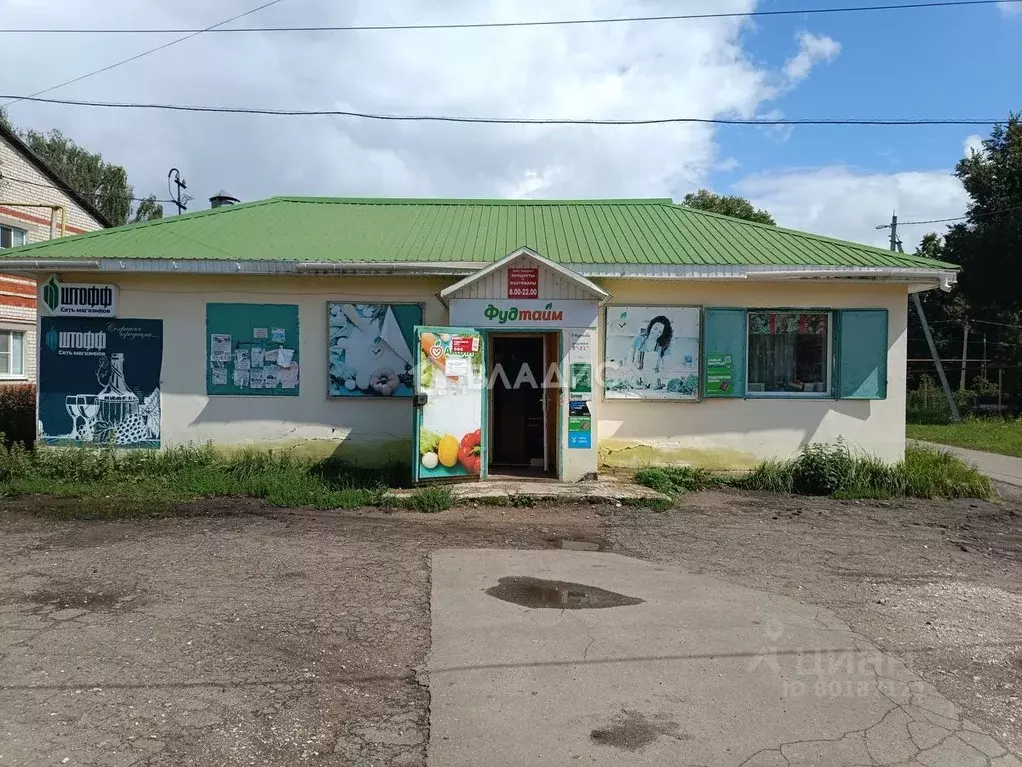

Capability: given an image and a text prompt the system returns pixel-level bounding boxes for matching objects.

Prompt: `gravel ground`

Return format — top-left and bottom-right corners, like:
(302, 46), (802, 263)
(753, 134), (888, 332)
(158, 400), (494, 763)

(0, 503), (598, 767)
(1, 489), (1020, 765)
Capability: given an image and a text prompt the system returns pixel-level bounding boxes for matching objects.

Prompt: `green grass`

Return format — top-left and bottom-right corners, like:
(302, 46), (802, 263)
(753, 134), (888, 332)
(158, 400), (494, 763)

(633, 443), (993, 502)
(0, 443), (403, 518)
(907, 420), (1022, 458)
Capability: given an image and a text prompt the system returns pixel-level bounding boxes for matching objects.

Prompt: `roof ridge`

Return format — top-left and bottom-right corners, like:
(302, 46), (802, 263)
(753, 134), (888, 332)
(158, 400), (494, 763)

(670, 201), (952, 265)
(275, 196), (674, 206)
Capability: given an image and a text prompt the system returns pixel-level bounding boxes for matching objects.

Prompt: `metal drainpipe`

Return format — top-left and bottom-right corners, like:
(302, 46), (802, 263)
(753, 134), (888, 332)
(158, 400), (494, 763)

(0, 203), (67, 238)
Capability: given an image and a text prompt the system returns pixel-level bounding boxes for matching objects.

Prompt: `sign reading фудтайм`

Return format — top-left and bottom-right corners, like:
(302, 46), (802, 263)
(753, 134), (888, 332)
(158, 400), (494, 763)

(40, 275), (118, 318)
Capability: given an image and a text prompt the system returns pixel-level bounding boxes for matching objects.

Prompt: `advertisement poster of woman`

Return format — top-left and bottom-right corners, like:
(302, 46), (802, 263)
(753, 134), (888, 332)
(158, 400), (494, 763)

(606, 307), (700, 400)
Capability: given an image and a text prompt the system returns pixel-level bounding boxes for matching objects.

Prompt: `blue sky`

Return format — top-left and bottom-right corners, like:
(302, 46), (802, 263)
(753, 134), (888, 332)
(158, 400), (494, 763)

(0, 0), (1019, 248)
(714, 0), (1020, 234)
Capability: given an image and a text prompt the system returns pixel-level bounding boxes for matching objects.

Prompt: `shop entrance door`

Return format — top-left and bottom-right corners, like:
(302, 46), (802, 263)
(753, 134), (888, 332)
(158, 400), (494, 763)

(489, 334), (558, 476)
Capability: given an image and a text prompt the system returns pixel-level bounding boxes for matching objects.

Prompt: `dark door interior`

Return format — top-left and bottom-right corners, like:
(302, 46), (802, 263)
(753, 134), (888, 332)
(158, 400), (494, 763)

(491, 336), (545, 468)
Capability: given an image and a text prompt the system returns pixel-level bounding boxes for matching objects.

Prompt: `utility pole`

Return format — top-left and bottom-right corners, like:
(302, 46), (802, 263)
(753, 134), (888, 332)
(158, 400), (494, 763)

(886, 212), (961, 420)
(982, 334), (987, 379)
(959, 322), (969, 390)
(167, 168), (192, 215)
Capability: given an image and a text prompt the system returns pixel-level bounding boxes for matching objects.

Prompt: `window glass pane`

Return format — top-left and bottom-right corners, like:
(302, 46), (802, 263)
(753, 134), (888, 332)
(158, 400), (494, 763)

(0, 227), (11, 249)
(13, 229), (26, 246)
(748, 312), (829, 394)
(11, 332), (23, 375)
(0, 331), (9, 354)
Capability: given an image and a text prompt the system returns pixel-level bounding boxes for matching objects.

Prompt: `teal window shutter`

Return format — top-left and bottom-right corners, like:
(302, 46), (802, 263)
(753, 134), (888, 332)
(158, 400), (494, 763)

(837, 309), (888, 399)
(702, 308), (747, 398)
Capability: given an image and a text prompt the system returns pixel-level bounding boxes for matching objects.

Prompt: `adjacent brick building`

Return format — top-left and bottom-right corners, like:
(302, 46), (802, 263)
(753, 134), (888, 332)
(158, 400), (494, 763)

(0, 122), (110, 382)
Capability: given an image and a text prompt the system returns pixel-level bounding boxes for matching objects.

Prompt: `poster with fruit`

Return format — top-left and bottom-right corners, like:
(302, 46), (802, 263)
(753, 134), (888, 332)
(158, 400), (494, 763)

(414, 327), (486, 482)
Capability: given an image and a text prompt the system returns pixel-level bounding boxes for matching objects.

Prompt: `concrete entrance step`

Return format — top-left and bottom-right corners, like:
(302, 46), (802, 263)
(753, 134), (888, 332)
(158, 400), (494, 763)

(390, 477), (668, 504)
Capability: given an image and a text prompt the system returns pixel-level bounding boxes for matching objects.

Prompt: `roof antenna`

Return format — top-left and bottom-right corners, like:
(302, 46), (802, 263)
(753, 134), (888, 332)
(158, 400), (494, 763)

(167, 168), (193, 216)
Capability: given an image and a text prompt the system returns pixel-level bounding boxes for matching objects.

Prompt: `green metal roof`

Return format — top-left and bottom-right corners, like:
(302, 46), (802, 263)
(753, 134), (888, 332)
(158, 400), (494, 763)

(0, 196), (957, 270)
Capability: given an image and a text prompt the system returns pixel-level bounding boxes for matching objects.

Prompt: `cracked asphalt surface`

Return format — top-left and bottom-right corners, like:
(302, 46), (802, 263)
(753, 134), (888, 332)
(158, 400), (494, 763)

(429, 548), (1019, 766)
(0, 488), (1019, 765)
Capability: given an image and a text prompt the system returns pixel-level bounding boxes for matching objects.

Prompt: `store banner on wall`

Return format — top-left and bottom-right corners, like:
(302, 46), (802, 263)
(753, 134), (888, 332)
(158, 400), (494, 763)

(39, 317), (163, 447)
(328, 303), (423, 398)
(605, 306), (701, 400)
(39, 275), (117, 317)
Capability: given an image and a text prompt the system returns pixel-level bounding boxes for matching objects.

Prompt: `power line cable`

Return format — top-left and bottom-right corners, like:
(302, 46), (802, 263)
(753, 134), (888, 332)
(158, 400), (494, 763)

(1, 0), (1017, 34)
(0, 169), (171, 202)
(0, 94), (1004, 126)
(1, 0), (288, 109)
(878, 205), (1022, 228)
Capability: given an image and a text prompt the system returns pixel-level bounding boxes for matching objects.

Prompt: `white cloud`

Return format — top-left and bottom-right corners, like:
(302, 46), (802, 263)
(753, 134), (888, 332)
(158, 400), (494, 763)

(783, 31), (841, 84)
(998, 1), (1022, 14)
(716, 157), (740, 172)
(0, 0), (797, 206)
(734, 167), (967, 249)
(963, 134), (985, 157)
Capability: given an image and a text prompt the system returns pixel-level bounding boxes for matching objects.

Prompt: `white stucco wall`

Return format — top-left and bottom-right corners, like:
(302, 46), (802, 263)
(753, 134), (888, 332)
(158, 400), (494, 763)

(99, 273), (450, 461)
(595, 280), (910, 465)
(49, 271), (910, 472)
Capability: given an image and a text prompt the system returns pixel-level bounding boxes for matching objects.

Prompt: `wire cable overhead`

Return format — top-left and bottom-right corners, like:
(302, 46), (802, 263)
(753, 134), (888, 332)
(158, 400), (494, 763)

(1, 0), (288, 108)
(1, 0), (1018, 34)
(0, 94), (1004, 127)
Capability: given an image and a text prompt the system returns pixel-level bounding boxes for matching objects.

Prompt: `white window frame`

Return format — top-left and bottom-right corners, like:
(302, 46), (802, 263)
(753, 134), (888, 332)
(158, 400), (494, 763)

(0, 224), (28, 249)
(0, 329), (26, 379)
(745, 310), (832, 398)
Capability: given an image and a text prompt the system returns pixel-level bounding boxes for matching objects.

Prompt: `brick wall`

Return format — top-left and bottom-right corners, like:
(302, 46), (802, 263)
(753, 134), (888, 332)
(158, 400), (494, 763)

(0, 132), (106, 383)
(0, 131), (107, 239)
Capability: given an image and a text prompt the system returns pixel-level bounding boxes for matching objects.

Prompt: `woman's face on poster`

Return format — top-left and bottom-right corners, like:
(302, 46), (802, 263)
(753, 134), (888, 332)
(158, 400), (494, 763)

(649, 321), (665, 342)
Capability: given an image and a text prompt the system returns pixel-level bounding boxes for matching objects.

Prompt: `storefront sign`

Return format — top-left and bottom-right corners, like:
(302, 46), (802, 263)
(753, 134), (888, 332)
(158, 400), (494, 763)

(39, 317), (163, 447)
(705, 352), (735, 394)
(449, 299), (598, 329)
(40, 275), (117, 317)
(507, 267), (539, 299)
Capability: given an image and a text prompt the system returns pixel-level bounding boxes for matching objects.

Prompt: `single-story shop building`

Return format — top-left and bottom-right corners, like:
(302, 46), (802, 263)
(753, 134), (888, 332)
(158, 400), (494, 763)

(0, 197), (957, 482)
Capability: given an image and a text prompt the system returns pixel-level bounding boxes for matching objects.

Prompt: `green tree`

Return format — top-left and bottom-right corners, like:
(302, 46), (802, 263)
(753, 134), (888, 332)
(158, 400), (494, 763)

(682, 189), (776, 225)
(6, 122), (162, 226)
(943, 114), (1022, 313)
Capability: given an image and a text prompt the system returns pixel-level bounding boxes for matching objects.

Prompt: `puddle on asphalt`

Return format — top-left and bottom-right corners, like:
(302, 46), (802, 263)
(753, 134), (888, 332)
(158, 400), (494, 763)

(484, 576), (644, 609)
(590, 710), (689, 751)
(555, 539), (601, 551)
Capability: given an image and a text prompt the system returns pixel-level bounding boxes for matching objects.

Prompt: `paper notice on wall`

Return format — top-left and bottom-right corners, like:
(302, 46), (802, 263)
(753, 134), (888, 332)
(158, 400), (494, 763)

(250, 347), (264, 368)
(210, 334), (232, 362)
(249, 368), (265, 389)
(263, 367), (281, 389)
(280, 365), (299, 389)
(253, 327), (269, 340)
(276, 348), (294, 367)
(568, 329), (593, 365)
(262, 347), (279, 365)
(271, 328), (286, 343)
(211, 367), (228, 386)
(234, 349), (250, 371)
(233, 369), (250, 388)
(444, 356), (469, 378)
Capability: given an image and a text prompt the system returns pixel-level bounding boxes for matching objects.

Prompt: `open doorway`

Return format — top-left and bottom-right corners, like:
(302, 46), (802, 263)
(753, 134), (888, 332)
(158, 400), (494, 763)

(489, 334), (558, 476)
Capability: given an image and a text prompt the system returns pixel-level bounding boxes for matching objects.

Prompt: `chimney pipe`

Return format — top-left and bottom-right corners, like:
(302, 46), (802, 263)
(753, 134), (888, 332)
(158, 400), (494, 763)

(210, 190), (240, 209)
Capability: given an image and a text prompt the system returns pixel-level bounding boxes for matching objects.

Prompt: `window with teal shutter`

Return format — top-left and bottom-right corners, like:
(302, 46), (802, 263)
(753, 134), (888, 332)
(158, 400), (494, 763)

(702, 308), (747, 398)
(836, 309), (888, 399)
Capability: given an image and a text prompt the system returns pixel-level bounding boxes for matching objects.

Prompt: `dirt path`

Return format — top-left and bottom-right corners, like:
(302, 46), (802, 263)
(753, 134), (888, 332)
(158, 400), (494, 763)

(1, 491), (1020, 764)
(0, 504), (600, 766)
